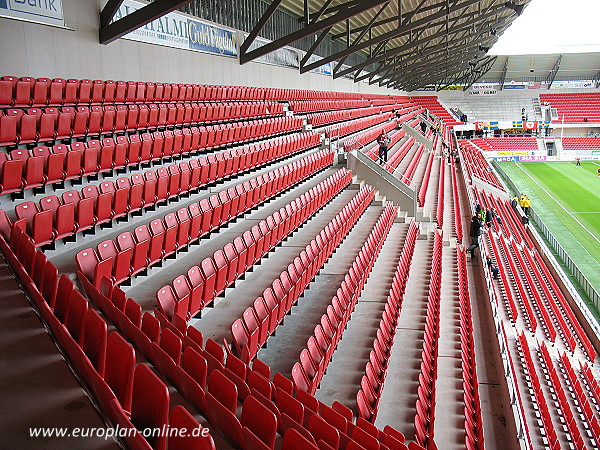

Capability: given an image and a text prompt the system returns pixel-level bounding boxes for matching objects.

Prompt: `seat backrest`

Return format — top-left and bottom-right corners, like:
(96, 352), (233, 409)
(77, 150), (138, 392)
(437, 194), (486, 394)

(241, 395), (277, 447)
(308, 412), (340, 449)
(168, 405), (215, 450)
(181, 345), (208, 388)
(82, 308), (108, 376)
(104, 331), (135, 411)
(131, 364), (170, 450)
(207, 368), (237, 413)
(160, 327), (183, 366)
(281, 428), (319, 450)
(156, 286), (176, 319)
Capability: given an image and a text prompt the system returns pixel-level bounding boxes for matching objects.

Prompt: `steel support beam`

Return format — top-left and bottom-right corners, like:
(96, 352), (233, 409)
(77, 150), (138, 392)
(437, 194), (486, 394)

(499, 55), (509, 90)
(546, 54), (562, 89)
(362, 34), (493, 85)
(300, 26), (334, 67)
(99, 0), (193, 45)
(438, 55), (497, 90)
(240, 0), (390, 64)
(332, 6), (506, 79)
(240, 0), (285, 57)
(303, 0), (310, 26)
(100, 0), (124, 27)
(328, 2), (390, 74)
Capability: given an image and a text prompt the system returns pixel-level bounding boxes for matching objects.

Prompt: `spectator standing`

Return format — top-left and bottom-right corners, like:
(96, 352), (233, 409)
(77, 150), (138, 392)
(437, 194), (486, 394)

(466, 215), (483, 257)
(511, 195), (519, 211)
(523, 196), (531, 216)
(377, 131), (391, 164)
(478, 207), (486, 223)
(485, 208), (494, 228)
(519, 193), (526, 213)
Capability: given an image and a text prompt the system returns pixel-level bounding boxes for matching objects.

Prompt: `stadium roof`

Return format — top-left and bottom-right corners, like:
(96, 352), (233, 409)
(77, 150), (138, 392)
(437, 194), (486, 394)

(99, 1), (600, 91)
(479, 53), (600, 86)
(242, 0), (530, 90)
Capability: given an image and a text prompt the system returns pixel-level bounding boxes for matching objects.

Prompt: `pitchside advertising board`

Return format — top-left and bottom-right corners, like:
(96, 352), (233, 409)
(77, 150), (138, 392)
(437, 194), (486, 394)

(492, 150), (547, 162)
(113, 0), (237, 57)
(0, 0), (65, 28)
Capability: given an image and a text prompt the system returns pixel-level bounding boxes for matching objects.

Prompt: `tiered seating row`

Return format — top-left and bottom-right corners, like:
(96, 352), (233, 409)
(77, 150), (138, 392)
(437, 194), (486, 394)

(436, 159), (445, 228)
(486, 233), (520, 323)
(414, 230), (443, 449)
(457, 248), (485, 449)
(142, 150), (334, 321)
(345, 120), (399, 154)
(559, 353), (600, 444)
(233, 184), (376, 363)
(0, 224), (218, 450)
(7, 132), (321, 247)
(292, 202), (397, 395)
(357, 220), (420, 422)
(0, 123), (318, 197)
(537, 342), (590, 449)
(526, 246), (596, 361)
(76, 150), (335, 290)
(410, 96), (462, 126)
(471, 138), (538, 151)
(562, 137), (600, 152)
(403, 145), (425, 186)
(450, 160), (463, 242)
(515, 333), (561, 450)
(476, 188), (534, 249)
(417, 153), (434, 207)
(359, 115), (419, 162)
(153, 166), (350, 327)
(0, 75), (398, 108)
(581, 362), (600, 406)
(495, 233), (540, 333)
(306, 106), (385, 128)
(289, 99), (371, 113)
(325, 112), (394, 140)
(458, 141), (504, 191)
(0, 104), (301, 147)
(380, 136), (416, 172)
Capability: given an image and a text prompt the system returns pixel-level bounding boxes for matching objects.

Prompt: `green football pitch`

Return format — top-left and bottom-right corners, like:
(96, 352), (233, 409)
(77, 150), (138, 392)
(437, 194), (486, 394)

(497, 160), (600, 312)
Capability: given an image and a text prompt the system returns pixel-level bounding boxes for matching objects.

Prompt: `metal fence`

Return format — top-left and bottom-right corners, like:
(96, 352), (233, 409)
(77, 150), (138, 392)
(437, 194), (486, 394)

(492, 161), (600, 313)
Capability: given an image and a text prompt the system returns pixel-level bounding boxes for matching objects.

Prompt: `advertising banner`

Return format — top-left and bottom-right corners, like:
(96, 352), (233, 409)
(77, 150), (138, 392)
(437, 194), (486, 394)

(497, 151), (536, 157)
(305, 54), (333, 76)
(469, 89), (497, 96)
(246, 36), (299, 68)
(519, 155), (547, 162)
(494, 156), (520, 162)
(0, 0), (65, 28)
(550, 80), (594, 89)
(115, 0), (237, 57)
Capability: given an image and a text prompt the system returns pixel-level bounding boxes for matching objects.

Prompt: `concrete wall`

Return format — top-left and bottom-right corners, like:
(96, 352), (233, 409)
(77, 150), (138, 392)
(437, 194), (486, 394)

(0, 0), (404, 96)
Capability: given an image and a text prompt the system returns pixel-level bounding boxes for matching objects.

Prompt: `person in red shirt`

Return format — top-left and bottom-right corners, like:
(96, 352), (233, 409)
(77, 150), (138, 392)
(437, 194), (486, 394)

(576, 157), (581, 167)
